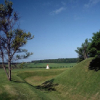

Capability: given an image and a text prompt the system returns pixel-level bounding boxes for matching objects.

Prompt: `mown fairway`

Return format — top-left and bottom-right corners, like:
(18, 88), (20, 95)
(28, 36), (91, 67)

(0, 59), (100, 100)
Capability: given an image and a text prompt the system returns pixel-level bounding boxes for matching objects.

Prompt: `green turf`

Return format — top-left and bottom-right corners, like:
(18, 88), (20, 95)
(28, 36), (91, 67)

(23, 63), (76, 68)
(0, 68), (66, 100)
(52, 58), (100, 100)
(0, 58), (100, 100)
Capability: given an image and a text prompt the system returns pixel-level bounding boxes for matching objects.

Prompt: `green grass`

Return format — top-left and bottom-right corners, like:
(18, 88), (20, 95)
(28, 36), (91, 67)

(0, 68), (66, 100)
(0, 59), (100, 100)
(24, 63), (76, 68)
(52, 58), (100, 100)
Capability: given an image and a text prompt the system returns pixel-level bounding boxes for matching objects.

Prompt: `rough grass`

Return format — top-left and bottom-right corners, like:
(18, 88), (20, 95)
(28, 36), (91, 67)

(0, 68), (66, 100)
(25, 75), (56, 86)
(0, 69), (43, 100)
(52, 58), (100, 100)
(0, 58), (100, 100)
(23, 58), (100, 100)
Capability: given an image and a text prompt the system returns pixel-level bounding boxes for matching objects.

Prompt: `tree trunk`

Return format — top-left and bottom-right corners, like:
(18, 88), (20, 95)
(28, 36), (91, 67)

(1, 51), (9, 80)
(2, 63), (9, 80)
(8, 42), (11, 81)
(8, 58), (11, 81)
(83, 49), (88, 59)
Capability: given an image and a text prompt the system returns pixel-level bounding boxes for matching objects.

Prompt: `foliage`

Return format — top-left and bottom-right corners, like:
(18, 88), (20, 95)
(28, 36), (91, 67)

(75, 39), (90, 62)
(89, 57), (100, 71)
(85, 31), (100, 71)
(32, 58), (78, 63)
(19, 62), (26, 69)
(75, 47), (84, 62)
(0, 0), (33, 81)
(88, 31), (100, 58)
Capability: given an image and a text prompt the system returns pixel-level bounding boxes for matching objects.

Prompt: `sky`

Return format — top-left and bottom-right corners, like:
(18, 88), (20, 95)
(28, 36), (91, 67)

(1, 0), (100, 62)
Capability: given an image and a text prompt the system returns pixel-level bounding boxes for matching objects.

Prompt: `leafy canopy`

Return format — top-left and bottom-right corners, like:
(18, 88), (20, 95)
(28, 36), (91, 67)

(89, 31), (100, 58)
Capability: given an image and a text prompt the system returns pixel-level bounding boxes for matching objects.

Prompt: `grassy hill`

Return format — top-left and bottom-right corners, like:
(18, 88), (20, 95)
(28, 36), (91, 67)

(0, 68), (66, 100)
(0, 58), (100, 100)
(52, 58), (100, 100)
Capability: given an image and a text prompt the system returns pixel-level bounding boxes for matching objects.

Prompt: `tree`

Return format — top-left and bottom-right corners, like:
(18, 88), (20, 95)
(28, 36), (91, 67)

(88, 31), (100, 58)
(81, 39), (89, 59)
(75, 39), (90, 62)
(0, 0), (33, 81)
(75, 47), (84, 62)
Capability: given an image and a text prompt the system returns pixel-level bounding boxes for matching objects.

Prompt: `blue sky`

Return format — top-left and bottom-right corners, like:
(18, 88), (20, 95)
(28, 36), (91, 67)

(1, 0), (100, 62)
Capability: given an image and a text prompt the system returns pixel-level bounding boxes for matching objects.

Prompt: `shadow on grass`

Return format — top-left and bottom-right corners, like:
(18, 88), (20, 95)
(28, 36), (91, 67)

(89, 58), (100, 71)
(12, 78), (58, 92)
(35, 79), (58, 91)
(11, 80), (25, 83)
(0, 92), (13, 100)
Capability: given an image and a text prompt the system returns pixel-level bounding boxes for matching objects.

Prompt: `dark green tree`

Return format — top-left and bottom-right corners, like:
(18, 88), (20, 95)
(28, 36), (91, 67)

(88, 31), (100, 58)
(0, 0), (33, 81)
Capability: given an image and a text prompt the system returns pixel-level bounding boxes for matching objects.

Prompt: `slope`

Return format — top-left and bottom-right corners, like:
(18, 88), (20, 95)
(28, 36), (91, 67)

(52, 58), (100, 100)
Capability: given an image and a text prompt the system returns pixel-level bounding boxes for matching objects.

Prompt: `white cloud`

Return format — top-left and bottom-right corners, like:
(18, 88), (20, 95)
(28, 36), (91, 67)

(50, 7), (66, 15)
(84, 0), (100, 8)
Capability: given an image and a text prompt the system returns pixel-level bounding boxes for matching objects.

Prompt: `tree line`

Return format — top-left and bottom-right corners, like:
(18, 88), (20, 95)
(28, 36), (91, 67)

(32, 58), (78, 63)
(75, 31), (100, 62)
